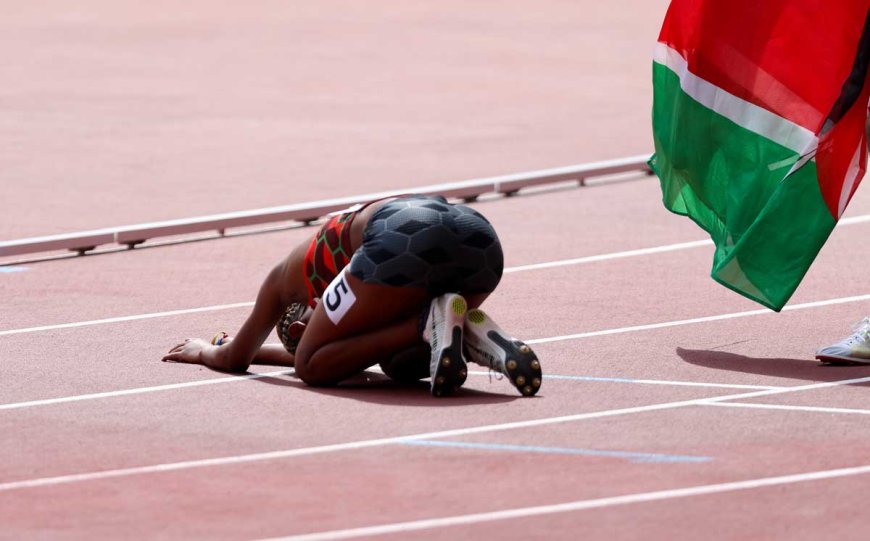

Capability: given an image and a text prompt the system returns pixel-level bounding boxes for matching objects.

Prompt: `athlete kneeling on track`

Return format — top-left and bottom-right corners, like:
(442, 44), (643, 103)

(162, 194), (542, 397)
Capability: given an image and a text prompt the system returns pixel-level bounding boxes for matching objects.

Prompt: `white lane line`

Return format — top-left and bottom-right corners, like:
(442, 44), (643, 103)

(3, 215), (870, 338)
(691, 376), (870, 404)
(2, 375), (868, 493)
(2, 241), (709, 337)
(705, 402), (870, 416)
(0, 369), (293, 411)
(0, 302), (254, 337)
(1, 292), (862, 412)
(502, 211), (870, 275)
(3, 293), (863, 411)
(528, 293), (870, 345)
(0, 369), (777, 412)
(840, 214), (870, 226)
(502, 240), (712, 273)
(3, 289), (870, 344)
(371, 366), (779, 391)
(524, 373), (779, 390)
(260, 463), (870, 541)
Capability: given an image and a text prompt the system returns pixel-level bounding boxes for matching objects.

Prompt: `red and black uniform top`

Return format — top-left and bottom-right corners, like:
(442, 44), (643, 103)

(302, 209), (358, 308)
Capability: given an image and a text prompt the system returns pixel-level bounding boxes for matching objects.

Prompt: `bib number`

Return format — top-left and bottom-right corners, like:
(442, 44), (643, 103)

(323, 269), (357, 325)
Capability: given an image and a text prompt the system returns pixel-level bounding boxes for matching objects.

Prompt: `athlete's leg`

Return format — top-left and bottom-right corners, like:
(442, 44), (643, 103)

(464, 293), (490, 309)
(293, 270), (428, 386)
(378, 343), (431, 382)
(295, 196), (505, 389)
(373, 294), (492, 383)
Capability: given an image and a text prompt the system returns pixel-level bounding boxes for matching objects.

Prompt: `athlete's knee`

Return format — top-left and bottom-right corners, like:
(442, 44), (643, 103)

(291, 345), (317, 384)
(292, 344), (338, 387)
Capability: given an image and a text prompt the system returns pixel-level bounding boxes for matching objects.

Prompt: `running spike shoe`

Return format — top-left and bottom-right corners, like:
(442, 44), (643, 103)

(816, 317), (870, 364)
(422, 293), (468, 397)
(463, 309), (542, 396)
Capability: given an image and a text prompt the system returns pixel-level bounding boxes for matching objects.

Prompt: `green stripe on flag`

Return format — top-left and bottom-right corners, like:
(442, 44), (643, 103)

(650, 61), (836, 311)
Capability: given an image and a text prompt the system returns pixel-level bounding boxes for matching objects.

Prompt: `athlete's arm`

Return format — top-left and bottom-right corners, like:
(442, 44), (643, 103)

(162, 244), (308, 372)
(164, 340), (297, 369)
(217, 265), (290, 371)
(249, 343), (296, 366)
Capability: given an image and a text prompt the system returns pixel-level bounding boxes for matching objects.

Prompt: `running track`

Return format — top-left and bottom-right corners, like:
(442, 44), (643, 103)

(3, 2), (870, 540)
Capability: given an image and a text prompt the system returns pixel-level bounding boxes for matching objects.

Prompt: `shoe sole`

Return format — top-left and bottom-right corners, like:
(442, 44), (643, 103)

(431, 326), (468, 397)
(465, 310), (542, 397)
(430, 296), (468, 397)
(816, 353), (870, 365)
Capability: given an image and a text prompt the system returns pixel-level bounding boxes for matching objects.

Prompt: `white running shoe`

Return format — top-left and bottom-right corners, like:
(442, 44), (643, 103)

(422, 293), (468, 397)
(816, 317), (870, 364)
(463, 309), (542, 396)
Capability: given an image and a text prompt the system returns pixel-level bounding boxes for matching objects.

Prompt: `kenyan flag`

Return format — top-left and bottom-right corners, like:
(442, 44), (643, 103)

(650, 0), (870, 311)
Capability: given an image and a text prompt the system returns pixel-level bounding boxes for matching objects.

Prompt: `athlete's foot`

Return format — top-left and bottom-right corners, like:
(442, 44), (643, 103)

(463, 309), (542, 396)
(816, 317), (870, 364)
(422, 293), (468, 397)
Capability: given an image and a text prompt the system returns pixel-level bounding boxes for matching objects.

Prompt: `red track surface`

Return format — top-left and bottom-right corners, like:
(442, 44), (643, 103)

(3, 2), (870, 540)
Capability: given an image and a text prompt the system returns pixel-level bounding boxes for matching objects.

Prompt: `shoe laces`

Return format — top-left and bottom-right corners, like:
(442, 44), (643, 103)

(486, 367), (505, 383)
(848, 317), (870, 343)
(462, 343), (503, 381)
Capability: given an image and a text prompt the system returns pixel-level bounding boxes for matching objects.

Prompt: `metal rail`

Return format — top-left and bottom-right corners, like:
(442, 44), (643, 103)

(0, 154), (652, 258)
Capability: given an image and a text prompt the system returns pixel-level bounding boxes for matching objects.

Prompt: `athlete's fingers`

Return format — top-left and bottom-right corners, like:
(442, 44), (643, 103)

(162, 351), (195, 363)
(165, 342), (185, 354)
(165, 338), (195, 355)
(162, 338), (208, 364)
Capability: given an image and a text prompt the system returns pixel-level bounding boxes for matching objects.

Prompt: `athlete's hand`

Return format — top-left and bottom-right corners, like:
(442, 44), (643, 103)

(162, 338), (213, 364)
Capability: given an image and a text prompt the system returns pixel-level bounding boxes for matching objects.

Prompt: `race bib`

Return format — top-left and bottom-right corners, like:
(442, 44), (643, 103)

(323, 269), (357, 325)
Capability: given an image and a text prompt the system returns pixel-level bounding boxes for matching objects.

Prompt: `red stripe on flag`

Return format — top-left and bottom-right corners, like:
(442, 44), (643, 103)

(816, 87), (870, 218)
(659, 0), (868, 133)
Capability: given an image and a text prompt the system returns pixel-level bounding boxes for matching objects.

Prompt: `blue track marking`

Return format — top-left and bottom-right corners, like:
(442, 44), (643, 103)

(0, 266), (27, 273)
(398, 439), (712, 464)
(545, 375), (642, 384)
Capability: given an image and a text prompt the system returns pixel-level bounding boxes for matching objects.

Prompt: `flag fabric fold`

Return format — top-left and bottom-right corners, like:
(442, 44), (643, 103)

(650, 0), (870, 311)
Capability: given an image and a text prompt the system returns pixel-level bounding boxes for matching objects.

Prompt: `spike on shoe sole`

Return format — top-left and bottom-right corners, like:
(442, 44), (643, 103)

(430, 326), (467, 397)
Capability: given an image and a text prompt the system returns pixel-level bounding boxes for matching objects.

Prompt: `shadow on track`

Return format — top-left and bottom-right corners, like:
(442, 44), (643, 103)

(247, 369), (519, 407)
(676, 347), (870, 386)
